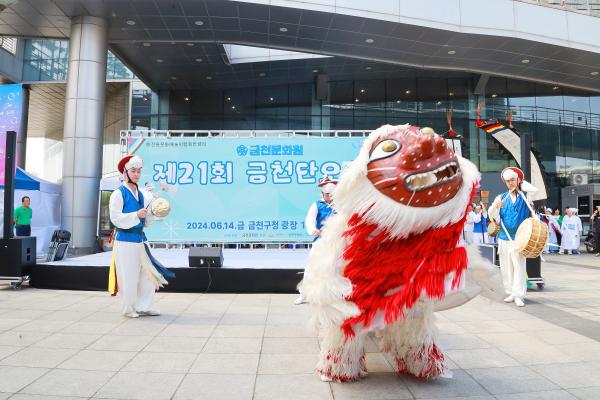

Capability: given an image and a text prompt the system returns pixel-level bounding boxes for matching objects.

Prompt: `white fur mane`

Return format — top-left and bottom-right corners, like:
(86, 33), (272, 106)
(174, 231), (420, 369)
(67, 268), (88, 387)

(303, 124), (481, 330)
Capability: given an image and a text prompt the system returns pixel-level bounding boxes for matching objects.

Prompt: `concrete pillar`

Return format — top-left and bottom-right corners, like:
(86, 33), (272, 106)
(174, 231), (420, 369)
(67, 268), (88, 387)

(16, 86), (29, 169)
(62, 16), (108, 253)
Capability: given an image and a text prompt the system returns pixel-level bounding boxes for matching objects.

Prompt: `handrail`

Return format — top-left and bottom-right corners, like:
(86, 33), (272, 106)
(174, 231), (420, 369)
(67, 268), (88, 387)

(515, 0), (600, 17)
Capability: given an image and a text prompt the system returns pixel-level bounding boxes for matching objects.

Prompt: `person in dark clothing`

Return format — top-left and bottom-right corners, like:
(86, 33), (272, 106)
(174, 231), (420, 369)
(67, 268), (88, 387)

(592, 205), (600, 257)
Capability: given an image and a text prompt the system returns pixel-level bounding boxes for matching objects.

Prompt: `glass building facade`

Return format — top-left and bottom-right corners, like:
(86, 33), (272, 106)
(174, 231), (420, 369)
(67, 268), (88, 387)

(22, 39), (133, 81)
(160, 76), (600, 208)
(18, 40), (600, 209)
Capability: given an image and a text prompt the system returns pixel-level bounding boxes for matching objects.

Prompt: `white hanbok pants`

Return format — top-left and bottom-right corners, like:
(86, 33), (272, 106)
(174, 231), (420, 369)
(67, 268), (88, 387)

(472, 232), (488, 245)
(114, 240), (155, 314)
(498, 239), (527, 299)
(464, 230), (474, 245)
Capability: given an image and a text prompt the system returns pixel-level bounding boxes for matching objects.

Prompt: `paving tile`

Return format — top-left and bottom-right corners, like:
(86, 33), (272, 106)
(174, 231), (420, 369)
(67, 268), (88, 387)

(0, 318), (30, 331)
(16, 319), (73, 333)
(211, 325), (265, 337)
(258, 353), (317, 374)
(189, 353), (259, 374)
(202, 337), (262, 354)
(93, 371), (185, 400)
(331, 372), (413, 400)
(457, 320), (517, 334)
(466, 366), (559, 395)
(439, 334), (491, 350)
(109, 319), (171, 336)
(531, 362), (600, 389)
(446, 348), (521, 369)
(567, 386), (600, 400)
(402, 370), (489, 398)
(494, 390), (578, 399)
(0, 347), (78, 368)
(525, 329), (594, 345)
(122, 351), (197, 373)
(173, 373), (255, 400)
(254, 374), (333, 400)
(31, 332), (102, 349)
(0, 345), (22, 361)
(88, 334), (154, 352)
(143, 336), (208, 353)
(8, 393), (89, 399)
(59, 321), (122, 335)
(20, 369), (114, 397)
(364, 353), (395, 373)
(0, 365), (49, 393)
(261, 337), (319, 354)
(263, 324), (315, 338)
(158, 324), (216, 337)
(0, 331), (49, 346)
(553, 342), (600, 361)
(59, 349), (137, 371)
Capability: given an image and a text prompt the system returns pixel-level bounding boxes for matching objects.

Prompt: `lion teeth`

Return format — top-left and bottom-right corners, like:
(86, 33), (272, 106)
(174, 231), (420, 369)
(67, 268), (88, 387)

(406, 162), (459, 191)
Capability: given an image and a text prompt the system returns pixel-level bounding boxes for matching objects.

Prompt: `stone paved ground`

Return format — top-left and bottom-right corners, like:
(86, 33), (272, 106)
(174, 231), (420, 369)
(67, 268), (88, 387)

(0, 254), (599, 400)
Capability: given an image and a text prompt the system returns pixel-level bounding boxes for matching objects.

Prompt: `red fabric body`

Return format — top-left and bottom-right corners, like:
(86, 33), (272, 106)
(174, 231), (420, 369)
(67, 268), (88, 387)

(340, 186), (476, 337)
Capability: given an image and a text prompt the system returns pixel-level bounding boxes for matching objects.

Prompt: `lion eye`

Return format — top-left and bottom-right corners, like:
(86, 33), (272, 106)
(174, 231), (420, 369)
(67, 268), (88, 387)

(370, 139), (401, 161)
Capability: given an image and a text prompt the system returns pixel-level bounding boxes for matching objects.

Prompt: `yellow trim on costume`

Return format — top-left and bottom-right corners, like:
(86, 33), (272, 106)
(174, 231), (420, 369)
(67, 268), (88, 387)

(108, 229), (118, 296)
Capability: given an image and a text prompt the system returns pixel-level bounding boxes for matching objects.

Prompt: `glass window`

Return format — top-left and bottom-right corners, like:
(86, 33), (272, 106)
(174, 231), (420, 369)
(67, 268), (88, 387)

(288, 83), (313, 117)
(485, 77), (508, 120)
(386, 78), (417, 123)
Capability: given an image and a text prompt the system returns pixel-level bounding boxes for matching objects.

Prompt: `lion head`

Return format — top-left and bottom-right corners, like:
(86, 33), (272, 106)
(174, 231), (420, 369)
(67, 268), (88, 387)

(333, 124), (479, 238)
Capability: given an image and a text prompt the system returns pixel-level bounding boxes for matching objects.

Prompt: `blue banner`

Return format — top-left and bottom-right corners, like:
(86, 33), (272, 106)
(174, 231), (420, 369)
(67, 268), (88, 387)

(0, 84), (23, 186)
(128, 136), (364, 242)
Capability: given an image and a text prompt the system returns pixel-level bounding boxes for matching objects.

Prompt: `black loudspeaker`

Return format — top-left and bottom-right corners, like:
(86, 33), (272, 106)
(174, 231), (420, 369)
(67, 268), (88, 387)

(316, 74), (328, 100)
(0, 237), (36, 277)
(189, 247), (223, 268)
(526, 257), (541, 279)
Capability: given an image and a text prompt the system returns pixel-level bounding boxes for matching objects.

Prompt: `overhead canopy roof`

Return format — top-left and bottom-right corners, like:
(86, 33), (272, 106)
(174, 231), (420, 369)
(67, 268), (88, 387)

(2, 0), (600, 92)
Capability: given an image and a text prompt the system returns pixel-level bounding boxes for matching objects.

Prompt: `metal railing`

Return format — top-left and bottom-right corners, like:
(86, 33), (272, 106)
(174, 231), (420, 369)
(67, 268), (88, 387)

(517, 0), (600, 17)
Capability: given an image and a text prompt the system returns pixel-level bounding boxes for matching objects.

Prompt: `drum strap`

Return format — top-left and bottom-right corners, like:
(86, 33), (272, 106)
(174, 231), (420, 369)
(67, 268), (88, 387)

(498, 191), (534, 244)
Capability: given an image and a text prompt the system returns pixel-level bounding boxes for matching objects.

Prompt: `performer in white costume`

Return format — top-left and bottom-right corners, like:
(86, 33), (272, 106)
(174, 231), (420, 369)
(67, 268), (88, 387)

(472, 204), (489, 245)
(109, 155), (173, 318)
(560, 208), (582, 254)
(488, 167), (536, 308)
(463, 204), (475, 245)
(544, 208), (560, 253)
(295, 176), (338, 305)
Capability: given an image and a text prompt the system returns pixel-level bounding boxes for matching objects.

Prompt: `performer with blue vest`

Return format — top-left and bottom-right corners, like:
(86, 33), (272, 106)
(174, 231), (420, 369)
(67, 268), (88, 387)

(108, 155), (174, 318)
(304, 175), (337, 240)
(295, 175), (338, 305)
(472, 203), (490, 244)
(488, 167), (536, 308)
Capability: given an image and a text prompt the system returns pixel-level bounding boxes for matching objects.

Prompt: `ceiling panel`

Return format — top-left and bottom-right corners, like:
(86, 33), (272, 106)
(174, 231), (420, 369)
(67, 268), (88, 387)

(0, 0), (599, 92)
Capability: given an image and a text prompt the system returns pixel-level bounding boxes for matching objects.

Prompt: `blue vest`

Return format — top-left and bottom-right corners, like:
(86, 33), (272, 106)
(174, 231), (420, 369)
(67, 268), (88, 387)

(115, 185), (147, 243)
(316, 200), (334, 231)
(473, 215), (489, 233)
(498, 191), (530, 241)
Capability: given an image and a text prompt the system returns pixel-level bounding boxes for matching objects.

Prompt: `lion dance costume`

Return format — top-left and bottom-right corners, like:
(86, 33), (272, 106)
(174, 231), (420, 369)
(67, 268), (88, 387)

(302, 124), (500, 382)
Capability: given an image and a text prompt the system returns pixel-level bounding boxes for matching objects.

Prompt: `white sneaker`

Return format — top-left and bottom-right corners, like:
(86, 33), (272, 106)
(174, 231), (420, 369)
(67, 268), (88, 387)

(503, 295), (515, 303)
(515, 298), (525, 307)
(138, 310), (160, 316)
(294, 295), (306, 305)
(124, 312), (139, 318)
(320, 374), (333, 382)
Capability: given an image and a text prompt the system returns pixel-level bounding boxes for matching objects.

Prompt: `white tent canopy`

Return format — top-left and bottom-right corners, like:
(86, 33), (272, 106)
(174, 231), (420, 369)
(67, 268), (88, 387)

(0, 168), (61, 256)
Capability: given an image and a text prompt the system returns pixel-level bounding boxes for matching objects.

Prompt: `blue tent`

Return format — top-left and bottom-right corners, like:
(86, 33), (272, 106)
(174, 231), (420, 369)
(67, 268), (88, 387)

(0, 168), (40, 190)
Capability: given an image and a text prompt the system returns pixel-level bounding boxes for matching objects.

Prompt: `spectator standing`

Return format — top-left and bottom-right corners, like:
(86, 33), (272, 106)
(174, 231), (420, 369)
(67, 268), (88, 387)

(13, 196), (32, 237)
(560, 208), (582, 255)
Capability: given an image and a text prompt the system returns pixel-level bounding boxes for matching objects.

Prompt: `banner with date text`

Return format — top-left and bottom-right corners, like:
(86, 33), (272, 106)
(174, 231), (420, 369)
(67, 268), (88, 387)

(128, 136), (365, 242)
